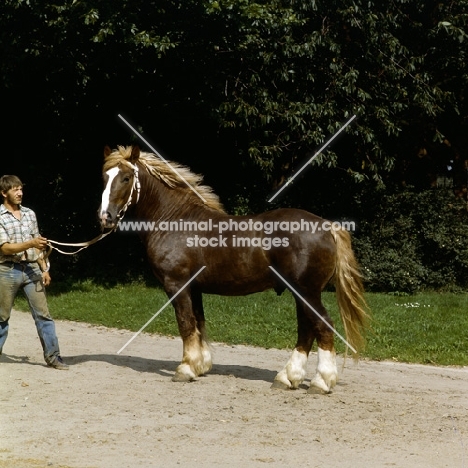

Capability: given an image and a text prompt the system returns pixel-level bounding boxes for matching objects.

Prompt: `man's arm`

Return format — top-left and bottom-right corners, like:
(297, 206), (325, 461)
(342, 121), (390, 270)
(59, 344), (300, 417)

(0, 236), (49, 255)
(0, 237), (52, 286)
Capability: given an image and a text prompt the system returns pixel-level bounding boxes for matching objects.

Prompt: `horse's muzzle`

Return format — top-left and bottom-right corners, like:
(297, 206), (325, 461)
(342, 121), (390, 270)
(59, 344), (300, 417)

(99, 210), (116, 229)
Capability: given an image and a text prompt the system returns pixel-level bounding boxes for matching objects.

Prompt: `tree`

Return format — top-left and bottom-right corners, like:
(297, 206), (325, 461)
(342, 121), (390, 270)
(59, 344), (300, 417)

(204, 0), (468, 192)
(2, 1), (466, 196)
(1, 1), (467, 287)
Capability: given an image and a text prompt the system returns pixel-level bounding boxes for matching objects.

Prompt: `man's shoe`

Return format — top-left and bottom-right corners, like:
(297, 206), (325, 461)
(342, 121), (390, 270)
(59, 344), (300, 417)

(48, 357), (69, 370)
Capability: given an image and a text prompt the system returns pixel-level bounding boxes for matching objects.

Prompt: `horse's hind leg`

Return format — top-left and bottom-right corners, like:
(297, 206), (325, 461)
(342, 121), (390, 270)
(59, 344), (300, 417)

(170, 288), (210, 382)
(272, 294), (337, 393)
(272, 297), (314, 390)
(306, 297), (338, 394)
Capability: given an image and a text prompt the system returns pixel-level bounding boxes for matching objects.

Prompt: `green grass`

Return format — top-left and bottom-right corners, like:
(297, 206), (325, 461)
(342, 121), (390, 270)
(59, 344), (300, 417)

(363, 292), (468, 366)
(14, 280), (468, 366)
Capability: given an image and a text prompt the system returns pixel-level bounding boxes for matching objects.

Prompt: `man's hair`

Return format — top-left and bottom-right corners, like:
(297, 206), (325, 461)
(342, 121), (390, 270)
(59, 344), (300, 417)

(0, 175), (24, 194)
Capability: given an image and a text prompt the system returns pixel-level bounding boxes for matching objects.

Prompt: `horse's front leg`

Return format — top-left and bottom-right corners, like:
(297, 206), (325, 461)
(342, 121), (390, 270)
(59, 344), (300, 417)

(191, 288), (212, 375)
(170, 289), (211, 382)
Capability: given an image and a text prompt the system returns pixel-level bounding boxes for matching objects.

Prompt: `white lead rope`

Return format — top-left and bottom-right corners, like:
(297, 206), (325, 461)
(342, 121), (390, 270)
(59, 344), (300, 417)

(45, 229), (116, 256)
(37, 229), (115, 273)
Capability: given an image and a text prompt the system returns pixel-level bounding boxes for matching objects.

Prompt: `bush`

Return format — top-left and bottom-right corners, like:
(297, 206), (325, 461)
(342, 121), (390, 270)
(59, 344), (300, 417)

(353, 188), (468, 293)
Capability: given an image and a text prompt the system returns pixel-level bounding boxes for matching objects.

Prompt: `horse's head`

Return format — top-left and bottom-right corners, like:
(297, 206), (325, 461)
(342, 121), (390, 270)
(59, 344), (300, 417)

(99, 145), (141, 229)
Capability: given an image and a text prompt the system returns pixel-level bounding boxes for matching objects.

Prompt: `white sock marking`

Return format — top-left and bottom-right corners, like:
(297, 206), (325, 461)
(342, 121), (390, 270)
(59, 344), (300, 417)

(310, 347), (337, 392)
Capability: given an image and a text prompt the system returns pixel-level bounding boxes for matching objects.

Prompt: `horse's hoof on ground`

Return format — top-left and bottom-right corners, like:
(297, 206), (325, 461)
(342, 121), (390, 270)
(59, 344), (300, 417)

(172, 363), (197, 382)
(307, 385), (332, 395)
(271, 380), (291, 390)
(171, 373), (194, 382)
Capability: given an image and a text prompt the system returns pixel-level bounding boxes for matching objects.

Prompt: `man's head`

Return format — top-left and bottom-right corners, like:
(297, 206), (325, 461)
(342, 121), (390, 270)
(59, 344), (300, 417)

(0, 175), (23, 193)
(0, 175), (24, 206)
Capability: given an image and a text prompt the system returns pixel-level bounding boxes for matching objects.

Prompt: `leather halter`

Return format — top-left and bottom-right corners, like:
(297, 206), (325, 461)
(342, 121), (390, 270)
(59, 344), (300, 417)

(117, 163), (140, 221)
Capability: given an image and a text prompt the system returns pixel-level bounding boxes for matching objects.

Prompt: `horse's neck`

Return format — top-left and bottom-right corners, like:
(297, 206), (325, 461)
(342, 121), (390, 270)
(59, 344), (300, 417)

(135, 174), (214, 221)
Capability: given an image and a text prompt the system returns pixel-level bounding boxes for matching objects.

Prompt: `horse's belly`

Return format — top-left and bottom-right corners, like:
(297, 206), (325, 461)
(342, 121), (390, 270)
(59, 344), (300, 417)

(196, 256), (275, 295)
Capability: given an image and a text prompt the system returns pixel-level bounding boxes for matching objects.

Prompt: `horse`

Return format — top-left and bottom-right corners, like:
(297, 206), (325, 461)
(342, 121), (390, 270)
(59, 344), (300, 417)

(98, 145), (370, 393)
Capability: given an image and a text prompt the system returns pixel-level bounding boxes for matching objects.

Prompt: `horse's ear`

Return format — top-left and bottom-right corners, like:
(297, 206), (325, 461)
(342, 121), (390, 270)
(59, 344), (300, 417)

(104, 145), (112, 158)
(130, 145), (140, 163)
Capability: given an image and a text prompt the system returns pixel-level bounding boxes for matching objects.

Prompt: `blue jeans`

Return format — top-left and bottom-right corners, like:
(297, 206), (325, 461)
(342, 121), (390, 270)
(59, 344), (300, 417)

(0, 262), (61, 364)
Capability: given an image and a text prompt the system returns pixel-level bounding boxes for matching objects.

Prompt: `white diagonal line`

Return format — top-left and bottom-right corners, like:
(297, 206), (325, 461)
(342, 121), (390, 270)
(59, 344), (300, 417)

(117, 266), (206, 354)
(268, 114), (357, 203)
(118, 114), (208, 203)
(268, 266), (357, 353)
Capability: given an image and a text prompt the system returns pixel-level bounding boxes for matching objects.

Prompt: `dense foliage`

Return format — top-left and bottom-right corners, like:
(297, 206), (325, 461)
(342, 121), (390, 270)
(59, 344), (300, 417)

(1, 0), (467, 291)
(354, 188), (468, 293)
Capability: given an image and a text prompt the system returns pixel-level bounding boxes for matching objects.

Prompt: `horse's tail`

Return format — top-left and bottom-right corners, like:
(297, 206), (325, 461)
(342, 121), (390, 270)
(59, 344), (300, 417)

(332, 228), (370, 357)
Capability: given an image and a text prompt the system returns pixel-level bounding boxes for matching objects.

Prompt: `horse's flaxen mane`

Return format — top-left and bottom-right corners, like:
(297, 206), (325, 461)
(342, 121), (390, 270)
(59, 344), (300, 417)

(104, 146), (225, 212)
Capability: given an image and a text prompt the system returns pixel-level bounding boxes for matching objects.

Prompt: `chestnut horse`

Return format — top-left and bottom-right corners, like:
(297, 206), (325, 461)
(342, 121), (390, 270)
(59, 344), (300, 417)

(98, 145), (369, 393)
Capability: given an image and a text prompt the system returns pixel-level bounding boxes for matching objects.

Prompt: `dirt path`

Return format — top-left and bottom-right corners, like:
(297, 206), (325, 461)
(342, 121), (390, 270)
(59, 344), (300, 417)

(1, 309), (467, 468)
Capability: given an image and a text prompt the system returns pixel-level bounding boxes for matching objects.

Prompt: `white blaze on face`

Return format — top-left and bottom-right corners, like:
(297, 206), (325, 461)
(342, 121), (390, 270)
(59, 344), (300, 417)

(100, 167), (120, 218)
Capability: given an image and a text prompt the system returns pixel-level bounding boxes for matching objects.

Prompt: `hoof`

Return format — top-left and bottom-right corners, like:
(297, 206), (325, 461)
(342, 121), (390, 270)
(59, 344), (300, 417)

(172, 363), (196, 382)
(271, 380), (291, 390)
(172, 373), (194, 382)
(307, 385), (332, 395)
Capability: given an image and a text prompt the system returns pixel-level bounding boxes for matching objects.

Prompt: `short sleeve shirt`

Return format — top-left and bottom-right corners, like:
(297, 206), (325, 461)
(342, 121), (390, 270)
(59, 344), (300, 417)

(0, 204), (41, 263)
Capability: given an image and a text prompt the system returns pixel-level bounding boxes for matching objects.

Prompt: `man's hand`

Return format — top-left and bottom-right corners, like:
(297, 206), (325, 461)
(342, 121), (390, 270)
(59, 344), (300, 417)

(30, 236), (49, 251)
(42, 271), (51, 287)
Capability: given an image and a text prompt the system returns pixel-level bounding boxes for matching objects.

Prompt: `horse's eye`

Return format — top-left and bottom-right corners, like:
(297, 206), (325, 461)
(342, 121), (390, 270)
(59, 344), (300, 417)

(123, 176), (130, 183)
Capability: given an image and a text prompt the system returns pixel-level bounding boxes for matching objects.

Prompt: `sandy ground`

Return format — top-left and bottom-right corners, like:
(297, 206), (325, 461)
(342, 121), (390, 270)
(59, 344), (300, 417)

(1, 309), (467, 468)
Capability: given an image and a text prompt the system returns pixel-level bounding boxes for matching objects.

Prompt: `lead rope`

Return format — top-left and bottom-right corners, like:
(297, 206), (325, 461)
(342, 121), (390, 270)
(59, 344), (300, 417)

(40, 164), (141, 264)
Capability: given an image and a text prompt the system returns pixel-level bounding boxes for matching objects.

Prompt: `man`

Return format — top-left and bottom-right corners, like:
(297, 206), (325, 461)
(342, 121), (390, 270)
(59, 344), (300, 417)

(0, 174), (68, 369)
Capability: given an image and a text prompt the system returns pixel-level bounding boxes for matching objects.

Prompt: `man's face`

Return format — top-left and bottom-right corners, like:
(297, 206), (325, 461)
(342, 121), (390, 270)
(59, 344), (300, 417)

(2, 186), (23, 206)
